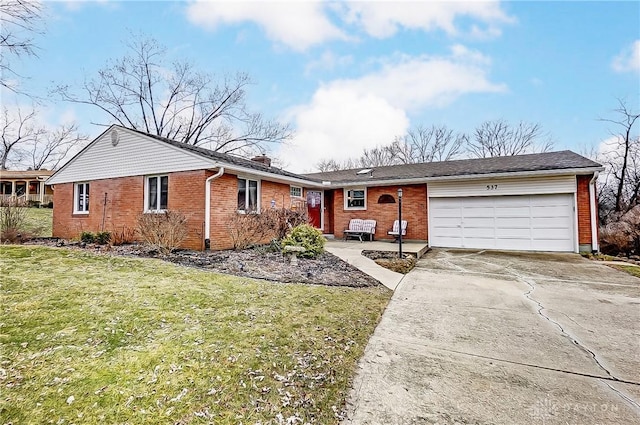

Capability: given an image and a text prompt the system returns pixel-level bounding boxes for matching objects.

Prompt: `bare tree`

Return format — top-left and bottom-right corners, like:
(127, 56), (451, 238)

(315, 124), (466, 171)
(599, 99), (640, 214)
(394, 125), (466, 163)
(53, 37), (292, 155)
(467, 120), (553, 158)
(0, 106), (84, 170)
(315, 158), (358, 172)
(24, 123), (85, 170)
(0, 0), (42, 93)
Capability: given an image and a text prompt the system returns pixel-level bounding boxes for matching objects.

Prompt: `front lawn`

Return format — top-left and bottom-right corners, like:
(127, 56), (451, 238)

(0, 246), (390, 424)
(24, 207), (53, 237)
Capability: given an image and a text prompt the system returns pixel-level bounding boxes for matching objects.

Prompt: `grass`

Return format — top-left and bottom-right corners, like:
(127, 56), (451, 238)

(23, 207), (53, 237)
(0, 246), (391, 424)
(608, 264), (640, 278)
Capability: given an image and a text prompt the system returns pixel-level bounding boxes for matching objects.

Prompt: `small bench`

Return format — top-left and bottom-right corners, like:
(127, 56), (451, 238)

(344, 219), (377, 242)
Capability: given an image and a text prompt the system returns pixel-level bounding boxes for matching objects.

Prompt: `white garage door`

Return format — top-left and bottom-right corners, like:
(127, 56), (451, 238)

(429, 194), (575, 252)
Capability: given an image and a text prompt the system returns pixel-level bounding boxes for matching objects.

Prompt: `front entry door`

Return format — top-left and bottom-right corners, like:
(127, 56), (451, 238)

(307, 191), (322, 229)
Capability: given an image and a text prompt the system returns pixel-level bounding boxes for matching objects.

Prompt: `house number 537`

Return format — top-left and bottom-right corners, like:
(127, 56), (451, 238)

(486, 184), (498, 190)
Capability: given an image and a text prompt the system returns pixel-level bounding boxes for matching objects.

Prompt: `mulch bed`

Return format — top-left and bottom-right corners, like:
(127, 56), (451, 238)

(362, 250), (417, 274)
(24, 238), (382, 288)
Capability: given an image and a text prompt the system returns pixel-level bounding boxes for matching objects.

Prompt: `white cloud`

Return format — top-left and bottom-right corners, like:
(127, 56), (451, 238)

(278, 87), (409, 173)
(612, 40), (640, 73)
(279, 46), (506, 172)
(329, 45), (506, 111)
(185, 1), (347, 51)
(342, 1), (513, 39)
(185, 1), (513, 51)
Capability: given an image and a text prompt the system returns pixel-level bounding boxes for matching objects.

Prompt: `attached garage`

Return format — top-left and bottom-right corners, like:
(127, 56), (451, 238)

(428, 176), (578, 252)
(305, 150), (603, 253)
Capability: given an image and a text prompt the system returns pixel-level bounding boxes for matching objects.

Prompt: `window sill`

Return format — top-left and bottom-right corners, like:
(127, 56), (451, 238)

(344, 207), (367, 211)
(144, 209), (167, 214)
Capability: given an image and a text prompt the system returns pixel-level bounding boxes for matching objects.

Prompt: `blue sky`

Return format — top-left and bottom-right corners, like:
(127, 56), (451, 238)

(7, 0), (640, 172)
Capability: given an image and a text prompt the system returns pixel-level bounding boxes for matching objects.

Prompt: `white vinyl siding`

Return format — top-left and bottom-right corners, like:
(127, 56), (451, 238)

(73, 182), (89, 214)
(47, 127), (215, 185)
(429, 194), (575, 252)
(428, 175), (576, 198)
(344, 188), (366, 210)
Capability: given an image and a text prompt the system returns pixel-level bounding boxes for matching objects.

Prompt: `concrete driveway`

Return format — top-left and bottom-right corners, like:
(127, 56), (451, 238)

(343, 249), (640, 424)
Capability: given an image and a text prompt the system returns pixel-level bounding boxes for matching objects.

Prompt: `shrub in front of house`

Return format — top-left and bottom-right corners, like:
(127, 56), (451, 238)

(281, 224), (325, 258)
(0, 198), (29, 243)
(137, 210), (188, 255)
(80, 231), (96, 243)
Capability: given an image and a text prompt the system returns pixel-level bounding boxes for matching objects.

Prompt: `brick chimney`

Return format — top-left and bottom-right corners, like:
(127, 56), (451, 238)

(251, 154), (271, 167)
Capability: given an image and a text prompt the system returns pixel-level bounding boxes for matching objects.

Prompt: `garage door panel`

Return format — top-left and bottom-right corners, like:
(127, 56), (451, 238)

(462, 206), (495, 217)
(495, 207), (531, 217)
(495, 227), (531, 238)
(532, 228), (573, 240)
(464, 237), (498, 249)
(432, 226), (463, 238)
(496, 217), (531, 228)
(531, 205), (571, 217)
(496, 238), (532, 251)
(463, 227), (495, 238)
(429, 194), (575, 252)
(532, 217), (572, 228)
(431, 208), (462, 219)
(434, 217), (465, 227)
(531, 239), (572, 251)
(493, 196), (531, 207)
(434, 236), (464, 247)
(464, 217), (495, 228)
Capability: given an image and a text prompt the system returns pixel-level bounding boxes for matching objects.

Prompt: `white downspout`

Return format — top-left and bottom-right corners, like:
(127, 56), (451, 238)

(589, 171), (599, 253)
(204, 167), (224, 250)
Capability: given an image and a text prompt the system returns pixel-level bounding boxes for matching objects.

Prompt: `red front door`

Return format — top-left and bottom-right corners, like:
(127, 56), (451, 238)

(307, 191), (322, 229)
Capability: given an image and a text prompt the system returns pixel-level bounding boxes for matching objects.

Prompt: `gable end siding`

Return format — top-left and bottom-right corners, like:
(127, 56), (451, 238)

(47, 129), (216, 185)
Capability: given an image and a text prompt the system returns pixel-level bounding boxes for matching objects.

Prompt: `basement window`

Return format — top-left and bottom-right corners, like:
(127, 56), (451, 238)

(145, 175), (168, 212)
(73, 182), (90, 214)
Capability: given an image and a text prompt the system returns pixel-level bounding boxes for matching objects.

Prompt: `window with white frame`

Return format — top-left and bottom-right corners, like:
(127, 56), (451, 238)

(345, 188), (366, 210)
(290, 186), (302, 198)
(74, 182), (90, 214)
(145, 175), (168, 212)
(237, 178), (259, 212)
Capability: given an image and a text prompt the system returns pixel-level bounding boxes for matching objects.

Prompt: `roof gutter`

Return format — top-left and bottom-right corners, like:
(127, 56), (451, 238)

(589, 171), (600, 253)
(204, 167), (224, 250)
(327, 166), (606, 188)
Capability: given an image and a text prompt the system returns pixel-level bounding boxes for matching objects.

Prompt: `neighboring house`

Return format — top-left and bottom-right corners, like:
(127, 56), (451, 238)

(47, 125), (603, 253)
(0, 169), (54, 205)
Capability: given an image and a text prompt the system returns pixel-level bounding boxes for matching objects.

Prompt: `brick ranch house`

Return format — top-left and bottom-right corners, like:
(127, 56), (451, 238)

(47, 125), (603, 253)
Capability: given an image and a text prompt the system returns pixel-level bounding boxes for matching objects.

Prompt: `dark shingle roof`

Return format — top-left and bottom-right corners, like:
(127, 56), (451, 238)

(126, 127), (318, 182)
(303, 151), (602, 184)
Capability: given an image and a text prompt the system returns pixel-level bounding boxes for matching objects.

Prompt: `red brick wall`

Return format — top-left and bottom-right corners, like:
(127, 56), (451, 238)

(576, 174), (595, 246)
(52, 171), (209, 250)
(332, 184), (428, 240)
(207, 173), (292, 250)
(52, 171), (294, 251)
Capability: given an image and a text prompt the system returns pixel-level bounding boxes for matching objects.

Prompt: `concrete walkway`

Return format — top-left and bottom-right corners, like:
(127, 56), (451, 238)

(325, 240), (427, 290)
